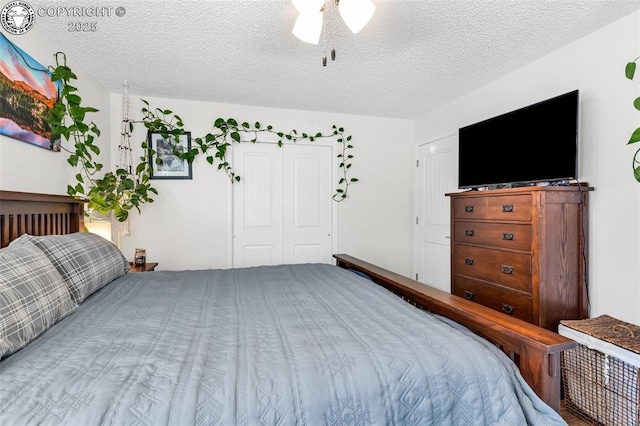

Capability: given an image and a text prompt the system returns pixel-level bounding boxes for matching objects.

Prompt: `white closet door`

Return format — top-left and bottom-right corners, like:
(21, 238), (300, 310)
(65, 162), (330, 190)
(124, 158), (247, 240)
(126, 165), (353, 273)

(414, 134), (458, 292)
(233, 142), (332, 268)
(283, 144), (332, 264)
(232, 143), (284, 267)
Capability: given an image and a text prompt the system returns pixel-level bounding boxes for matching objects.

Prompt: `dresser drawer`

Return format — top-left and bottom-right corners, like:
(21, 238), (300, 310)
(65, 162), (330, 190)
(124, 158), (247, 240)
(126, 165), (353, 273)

(453, 194), (532, 221)
(454, 221), (532, 251)
(453, 245), (532, 292)
(453, 276), (533, 322)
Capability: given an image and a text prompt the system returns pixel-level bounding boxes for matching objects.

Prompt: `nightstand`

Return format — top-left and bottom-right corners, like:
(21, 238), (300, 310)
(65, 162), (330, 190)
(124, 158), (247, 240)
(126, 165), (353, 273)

(129, 262), (158, 272)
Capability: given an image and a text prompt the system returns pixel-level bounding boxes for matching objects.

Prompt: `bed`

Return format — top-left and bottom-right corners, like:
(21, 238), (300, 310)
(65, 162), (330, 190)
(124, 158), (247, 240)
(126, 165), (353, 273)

(0, 190), (574, 425)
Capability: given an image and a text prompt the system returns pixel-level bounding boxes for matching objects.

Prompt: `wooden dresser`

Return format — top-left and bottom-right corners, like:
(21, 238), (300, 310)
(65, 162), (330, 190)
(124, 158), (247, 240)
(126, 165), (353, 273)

(446, 185), (591, 331)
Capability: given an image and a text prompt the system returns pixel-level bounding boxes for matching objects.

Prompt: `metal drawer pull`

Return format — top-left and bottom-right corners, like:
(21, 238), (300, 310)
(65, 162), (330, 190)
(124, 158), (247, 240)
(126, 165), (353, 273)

(502, 204), (514, 213)
(502, 232), (514, 240)
(464, 205), (474, 212)
(464, 229), (474, 237)
(502, 303), (515, 315)
(501, 265), (514, 274)
(464, 257), (474, 266)
(464, 290), (474, 300)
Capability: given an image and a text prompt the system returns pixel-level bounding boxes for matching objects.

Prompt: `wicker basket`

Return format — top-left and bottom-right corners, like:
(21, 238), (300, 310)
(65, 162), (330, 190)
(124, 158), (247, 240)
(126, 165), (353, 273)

(559, 315), (640, 426)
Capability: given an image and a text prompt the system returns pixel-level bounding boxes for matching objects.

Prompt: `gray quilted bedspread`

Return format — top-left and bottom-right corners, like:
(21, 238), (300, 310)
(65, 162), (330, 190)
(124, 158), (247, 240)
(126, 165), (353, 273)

(0, 263), (566, 425)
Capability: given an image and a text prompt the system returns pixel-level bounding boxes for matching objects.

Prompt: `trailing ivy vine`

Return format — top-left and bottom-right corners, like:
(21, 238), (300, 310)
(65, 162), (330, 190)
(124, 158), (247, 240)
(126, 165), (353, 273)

(140, 101), (357, 201)
(625, 57), (640, 182)
(47, 56), (358, 222)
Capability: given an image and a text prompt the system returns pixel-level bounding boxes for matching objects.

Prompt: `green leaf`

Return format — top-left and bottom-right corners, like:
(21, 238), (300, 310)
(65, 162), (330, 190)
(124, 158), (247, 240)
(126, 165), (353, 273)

(235, 176), (241, 182)
(227, 118), (238, 126)
(214, 118), (226, 128)
(626, 61), (637, 80)
(230, 132), (241, 142)
(242, 122), (250, 129)
(255, 122), (261, 129)
(278, 141), (283, 147)
(635, 165), (640, 182)
(634, 97), (640, 111)
(350, 178), (359, 182)
(66, 94), (82, 105)
(628, 127), (640, 144)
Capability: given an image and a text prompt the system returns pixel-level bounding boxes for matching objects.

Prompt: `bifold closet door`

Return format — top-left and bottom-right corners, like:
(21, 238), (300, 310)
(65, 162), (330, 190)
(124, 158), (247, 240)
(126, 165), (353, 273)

(232, 142), (332, 268)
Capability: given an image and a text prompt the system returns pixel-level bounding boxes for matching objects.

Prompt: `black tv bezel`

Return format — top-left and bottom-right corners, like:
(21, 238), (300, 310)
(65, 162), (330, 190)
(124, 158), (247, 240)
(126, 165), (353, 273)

(457, 90), (579, 189)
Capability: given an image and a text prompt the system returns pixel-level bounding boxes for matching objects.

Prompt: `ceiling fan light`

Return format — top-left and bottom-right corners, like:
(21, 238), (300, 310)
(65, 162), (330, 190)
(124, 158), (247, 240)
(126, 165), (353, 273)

(338, 0), (375, 34)
(292, 11), (323, 44)
(292, 0), (325, 13)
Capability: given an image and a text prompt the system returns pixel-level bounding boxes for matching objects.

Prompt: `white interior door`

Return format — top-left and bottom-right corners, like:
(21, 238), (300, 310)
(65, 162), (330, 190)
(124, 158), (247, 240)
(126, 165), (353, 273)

(414, 134), (459, 292)
(283, 145), (333, 264)
(233, 142), (332, 268)
(232, 143), (284, 267)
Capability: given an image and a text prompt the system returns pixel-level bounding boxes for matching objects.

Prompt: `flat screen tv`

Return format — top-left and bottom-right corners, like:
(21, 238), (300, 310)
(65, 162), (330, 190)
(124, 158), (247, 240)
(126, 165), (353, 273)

(458, 90), (579, 189)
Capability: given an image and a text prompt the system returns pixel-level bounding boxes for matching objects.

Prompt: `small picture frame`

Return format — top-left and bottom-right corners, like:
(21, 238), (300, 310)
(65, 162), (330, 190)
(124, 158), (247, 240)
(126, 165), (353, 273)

(148, 131), (192, 180)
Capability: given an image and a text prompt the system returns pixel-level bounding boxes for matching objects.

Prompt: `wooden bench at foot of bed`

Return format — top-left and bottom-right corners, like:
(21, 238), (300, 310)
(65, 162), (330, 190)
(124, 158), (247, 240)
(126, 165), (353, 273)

(334, 254), (576, 413)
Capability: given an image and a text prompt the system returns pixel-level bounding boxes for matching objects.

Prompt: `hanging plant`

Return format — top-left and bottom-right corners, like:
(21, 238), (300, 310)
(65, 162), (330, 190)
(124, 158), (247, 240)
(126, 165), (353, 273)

(47, 55), (358, 222)
(48, 53), (158, 222)
(625, 57), (640, 182)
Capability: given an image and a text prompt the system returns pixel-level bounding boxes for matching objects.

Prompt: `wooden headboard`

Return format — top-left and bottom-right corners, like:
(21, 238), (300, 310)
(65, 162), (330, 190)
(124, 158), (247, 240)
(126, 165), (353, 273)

(0, 191), (84, 248)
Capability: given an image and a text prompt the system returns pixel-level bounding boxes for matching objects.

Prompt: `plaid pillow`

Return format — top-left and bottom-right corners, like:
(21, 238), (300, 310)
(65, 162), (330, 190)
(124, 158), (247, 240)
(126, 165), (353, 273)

(0, 240), (77, 359)
(11, 233), (129, 304)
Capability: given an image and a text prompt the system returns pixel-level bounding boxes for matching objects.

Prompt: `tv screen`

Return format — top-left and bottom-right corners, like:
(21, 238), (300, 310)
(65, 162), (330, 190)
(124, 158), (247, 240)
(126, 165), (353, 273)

(458, 90), (578, 189)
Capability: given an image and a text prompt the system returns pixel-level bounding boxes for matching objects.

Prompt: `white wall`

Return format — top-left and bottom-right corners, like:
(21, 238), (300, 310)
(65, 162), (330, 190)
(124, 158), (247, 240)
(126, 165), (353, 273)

(414, 12), (640, 324)
(110, 95), (414, 275)
(0, 28), (110, 194)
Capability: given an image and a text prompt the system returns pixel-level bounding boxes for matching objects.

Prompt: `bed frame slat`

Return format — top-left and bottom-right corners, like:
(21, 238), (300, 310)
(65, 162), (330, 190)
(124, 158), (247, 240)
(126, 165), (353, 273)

(0, 191), (84, 247)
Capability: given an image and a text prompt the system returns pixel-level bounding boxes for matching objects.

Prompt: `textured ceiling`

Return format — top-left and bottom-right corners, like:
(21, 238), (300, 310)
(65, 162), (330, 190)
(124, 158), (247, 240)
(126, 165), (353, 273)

(33, 0), (640, 119)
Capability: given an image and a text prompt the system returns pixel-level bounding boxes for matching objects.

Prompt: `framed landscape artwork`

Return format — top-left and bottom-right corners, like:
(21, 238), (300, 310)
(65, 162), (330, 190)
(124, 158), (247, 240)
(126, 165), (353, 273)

(0, 36), (61, 151)
(148, 131), (193, 179)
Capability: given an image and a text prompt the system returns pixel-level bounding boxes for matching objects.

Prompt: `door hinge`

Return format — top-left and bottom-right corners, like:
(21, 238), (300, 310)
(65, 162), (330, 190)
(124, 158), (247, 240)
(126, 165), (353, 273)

(416, 216), (419, 225)
(415, 273), (419, 281)
(416, 159), (419, 167)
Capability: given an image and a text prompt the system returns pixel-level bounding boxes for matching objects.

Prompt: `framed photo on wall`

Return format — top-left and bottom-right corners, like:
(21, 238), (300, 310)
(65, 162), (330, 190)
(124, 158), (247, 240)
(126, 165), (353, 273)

(148, 131), (193, 179)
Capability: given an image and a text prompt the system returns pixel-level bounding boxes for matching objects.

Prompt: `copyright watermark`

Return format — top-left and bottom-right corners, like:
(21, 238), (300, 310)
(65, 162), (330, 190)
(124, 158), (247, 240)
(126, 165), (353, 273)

(1, 1), (36, 35)
(1, 2), (126, 34)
